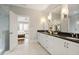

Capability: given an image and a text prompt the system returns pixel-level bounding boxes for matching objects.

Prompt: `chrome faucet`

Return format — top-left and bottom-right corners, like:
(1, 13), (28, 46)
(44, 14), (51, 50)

(72, 33), (74, 37)
(76, 34), (78, 38)
(72, 33), (75, 38)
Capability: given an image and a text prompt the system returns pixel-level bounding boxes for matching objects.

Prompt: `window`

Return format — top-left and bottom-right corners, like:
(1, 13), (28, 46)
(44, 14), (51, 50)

(24, 24), (29, 31)
(18, 23), (29, 32)
(18, 16), (29, 34)
(19, 23), (23, 31)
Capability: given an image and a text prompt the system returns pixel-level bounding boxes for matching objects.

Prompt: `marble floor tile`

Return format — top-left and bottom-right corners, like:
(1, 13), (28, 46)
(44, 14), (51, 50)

(4, 39), (49, 55)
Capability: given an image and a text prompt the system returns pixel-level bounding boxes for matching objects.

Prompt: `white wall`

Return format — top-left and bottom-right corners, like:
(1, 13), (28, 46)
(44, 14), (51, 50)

(0, 5), (9, 31)
(0, 5), (9, 52)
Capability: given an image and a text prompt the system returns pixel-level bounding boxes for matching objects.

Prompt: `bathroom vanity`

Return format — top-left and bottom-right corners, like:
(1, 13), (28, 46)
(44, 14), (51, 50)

(37, 31), (79, 55)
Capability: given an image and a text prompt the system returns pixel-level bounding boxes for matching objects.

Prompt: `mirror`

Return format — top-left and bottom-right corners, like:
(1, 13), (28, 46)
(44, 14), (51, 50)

(60, 4), (79, 33)
(48, 4), (79, 33)
(68, 4), (79, 33)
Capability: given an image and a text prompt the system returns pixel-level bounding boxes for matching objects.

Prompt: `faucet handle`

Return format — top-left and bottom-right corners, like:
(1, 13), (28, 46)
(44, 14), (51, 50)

(76, 34), (78, 38)
(72, 34), (74, 37)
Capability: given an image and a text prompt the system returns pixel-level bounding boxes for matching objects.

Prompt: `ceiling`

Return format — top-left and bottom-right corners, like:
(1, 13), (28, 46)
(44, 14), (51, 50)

(12, 4), (50, 11)
(10, 4), (79, 17)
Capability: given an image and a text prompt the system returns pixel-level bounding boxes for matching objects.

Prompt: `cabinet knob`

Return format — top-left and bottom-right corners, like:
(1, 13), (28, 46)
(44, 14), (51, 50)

(64, 42), (66, 47)
(66, 43), (69, 48)
(67, 46), (69, 48)
(64, 44), (66, 47)
(64, 42), (66, 44)
(64, 42), (69, 48)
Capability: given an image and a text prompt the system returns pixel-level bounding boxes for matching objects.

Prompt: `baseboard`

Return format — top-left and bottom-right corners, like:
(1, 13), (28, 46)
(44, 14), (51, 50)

(0, 49), (5, 55)
(3, 45), (18, 55)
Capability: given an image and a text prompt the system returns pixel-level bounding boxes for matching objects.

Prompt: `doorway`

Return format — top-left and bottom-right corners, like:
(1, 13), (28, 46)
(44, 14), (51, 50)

(9, 11), (30, 52)
(17, 16), (29, 45)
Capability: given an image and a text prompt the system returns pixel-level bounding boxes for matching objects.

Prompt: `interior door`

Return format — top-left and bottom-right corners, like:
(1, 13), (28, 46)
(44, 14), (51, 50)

(9, 11), (18, 50)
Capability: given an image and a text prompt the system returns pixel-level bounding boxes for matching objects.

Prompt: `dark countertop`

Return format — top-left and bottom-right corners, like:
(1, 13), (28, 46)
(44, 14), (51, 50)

(38, 31), (79, 44)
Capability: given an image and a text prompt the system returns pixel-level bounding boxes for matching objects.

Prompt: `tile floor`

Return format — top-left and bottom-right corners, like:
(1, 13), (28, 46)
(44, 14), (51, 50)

(4, 39), (49, 55)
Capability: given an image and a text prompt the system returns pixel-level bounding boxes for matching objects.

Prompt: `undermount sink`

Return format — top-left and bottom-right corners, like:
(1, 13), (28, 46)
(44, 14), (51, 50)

(65, 37), (79, 40)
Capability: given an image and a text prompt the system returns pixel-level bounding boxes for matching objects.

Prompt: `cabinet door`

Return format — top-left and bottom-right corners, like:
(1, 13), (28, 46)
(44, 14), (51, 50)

(37, 33), (48, 49)
(46, 36), (54, 54)
(37, 33), (41, 43)
(41, 34), (49, 49)
(38, 33), (44, 45)
(37, 33), (54, 54)
(41, 34), (47, 48)
(39, 33), (45, 45)
(67, 41), (79, 55)
(37, 33), (40, 42)
(53, 37), (66, 55)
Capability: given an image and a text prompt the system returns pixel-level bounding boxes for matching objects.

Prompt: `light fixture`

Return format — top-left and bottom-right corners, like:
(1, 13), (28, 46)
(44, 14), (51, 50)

(41, 17), (46, 23)
(48, 13), (52, 20)
(61, 5), (69, 18)
(76, 21), (79, 24)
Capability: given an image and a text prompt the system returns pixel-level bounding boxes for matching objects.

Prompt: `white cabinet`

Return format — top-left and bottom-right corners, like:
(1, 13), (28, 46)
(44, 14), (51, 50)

(37, 32), (48, 48)
(37, 32), (43, 45)
(37, 32), (54, 54)
(53, 38), (79, 55)
(52, 37), (66, 54)
(64, 40), (79, 55)
(37, 32), (79, 55)
(44, 35), (54, 54)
